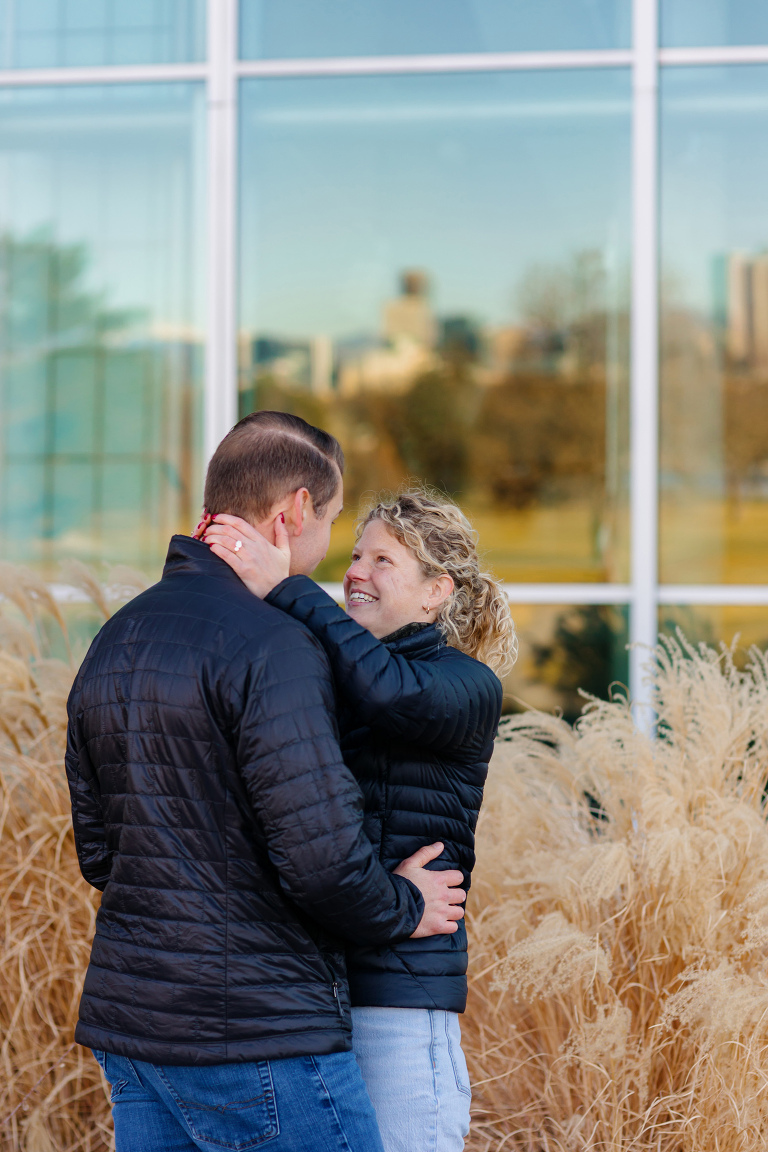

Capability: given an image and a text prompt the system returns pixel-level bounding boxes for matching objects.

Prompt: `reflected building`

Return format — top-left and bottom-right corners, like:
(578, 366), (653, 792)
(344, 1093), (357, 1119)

(714, 251), (768, 371)
(246, 333), (334, 396)
(383, 270), (436, 348)
(483, 324), (528, 381)
(338, 269), (438, 396)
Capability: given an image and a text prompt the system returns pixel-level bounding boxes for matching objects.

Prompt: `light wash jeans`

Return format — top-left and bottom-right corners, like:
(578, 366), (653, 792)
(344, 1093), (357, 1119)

(351, 1007), (471, 1152)
(92, 1047), (385, 1152)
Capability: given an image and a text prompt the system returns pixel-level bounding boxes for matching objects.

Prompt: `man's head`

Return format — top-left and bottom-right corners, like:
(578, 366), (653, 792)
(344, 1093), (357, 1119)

(204, 411), (344, 575)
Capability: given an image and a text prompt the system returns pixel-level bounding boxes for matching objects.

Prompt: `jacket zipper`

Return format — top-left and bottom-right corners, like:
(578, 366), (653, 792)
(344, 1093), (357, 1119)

(332, 982), (344, 1018)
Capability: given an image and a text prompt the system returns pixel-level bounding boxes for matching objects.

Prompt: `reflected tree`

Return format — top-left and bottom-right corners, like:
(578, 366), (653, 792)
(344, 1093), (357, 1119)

(0, 229), (199, 570)
(532, 605), (629, 724)
(240, 248), (627, 576)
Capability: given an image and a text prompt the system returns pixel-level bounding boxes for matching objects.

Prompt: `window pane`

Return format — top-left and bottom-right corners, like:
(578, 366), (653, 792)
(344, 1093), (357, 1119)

(240, 0), (631, 59)
(239, 71), (631, 584)
(0, 0), (205, 67)
(662, 0), (768, 48)
(0, 83), (205, 575)
(506, 603), (629, 722)
(660, 605), (768, 656)
(660, 66), (768, 584)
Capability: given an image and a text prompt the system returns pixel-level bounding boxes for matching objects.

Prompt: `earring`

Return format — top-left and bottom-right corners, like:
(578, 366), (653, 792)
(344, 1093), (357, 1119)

(422, 604), (431, 613)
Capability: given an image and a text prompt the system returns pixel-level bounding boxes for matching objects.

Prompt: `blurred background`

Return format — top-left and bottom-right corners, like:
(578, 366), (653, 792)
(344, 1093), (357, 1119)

(1, 0), (767, 716)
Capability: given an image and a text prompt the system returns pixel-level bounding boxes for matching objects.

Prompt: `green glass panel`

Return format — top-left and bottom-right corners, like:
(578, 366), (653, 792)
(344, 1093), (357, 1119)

(240, 0), (631, 58)
(239, 70), (631, 584)
(660, 65), (768, 584)
(0, 0), (205, 67)
(0, 83), (205, 576)
(662, 0), (768, 48)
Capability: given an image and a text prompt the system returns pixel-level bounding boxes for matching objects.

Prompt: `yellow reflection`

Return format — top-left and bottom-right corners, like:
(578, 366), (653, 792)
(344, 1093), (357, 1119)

(316, 498), (627, 585)
(661, 605), (768, 656)
(661, 497), (768, 585)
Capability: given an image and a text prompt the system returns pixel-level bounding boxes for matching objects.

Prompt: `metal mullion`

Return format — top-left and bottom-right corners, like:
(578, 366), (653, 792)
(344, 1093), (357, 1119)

(659, 586), (768, 606)
(0, 63), (207, 86)
(236, 49), (633, 79)
(204, 0), (238, 466)
(660, 45), (768, 65)
(319, 583), (633, 604)
(317, 582), (768, 609)
(629, 0), (659, 716)
(499, 584), (632, 604)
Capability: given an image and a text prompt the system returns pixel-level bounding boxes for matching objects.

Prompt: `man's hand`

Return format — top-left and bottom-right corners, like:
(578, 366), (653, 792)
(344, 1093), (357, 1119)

(203, 512), (290, 598)
(394, 842), (466, 938)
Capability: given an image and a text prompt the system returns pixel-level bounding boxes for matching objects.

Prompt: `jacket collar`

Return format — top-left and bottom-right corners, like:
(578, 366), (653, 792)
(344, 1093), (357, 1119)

(162, 534), (244, 586)
(383, 621), (443, 658)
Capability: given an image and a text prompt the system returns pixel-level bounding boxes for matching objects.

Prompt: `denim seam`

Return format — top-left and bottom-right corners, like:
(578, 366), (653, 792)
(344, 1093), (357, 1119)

(445, 1013), (472, 1098)
(309, 1055), (354, 1152)
(428, 1011), (439, 1152)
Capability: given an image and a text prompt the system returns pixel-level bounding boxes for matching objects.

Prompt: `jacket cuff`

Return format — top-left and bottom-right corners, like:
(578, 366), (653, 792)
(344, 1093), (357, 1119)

(388, 874), (425, 942)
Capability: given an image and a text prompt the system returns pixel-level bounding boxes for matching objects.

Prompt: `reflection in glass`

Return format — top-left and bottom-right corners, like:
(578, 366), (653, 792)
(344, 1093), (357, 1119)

(0, 0), (205, 68)
(240, 0), (631, 59)
(661, 0), (768, 48)
(505, 603), (629, 722)
(239, 70), (631, 583)
(0, 84), (205, 574)
(660, 605), (768, 662)
(660, 66), (768, 584)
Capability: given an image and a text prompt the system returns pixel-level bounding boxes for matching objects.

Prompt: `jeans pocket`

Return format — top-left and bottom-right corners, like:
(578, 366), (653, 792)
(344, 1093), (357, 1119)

(91, 1051), (129, 1101)
(155, 1061), (279, 1150)
(445, 1014), (472, 1098)
(101, 1051), (144, 1102)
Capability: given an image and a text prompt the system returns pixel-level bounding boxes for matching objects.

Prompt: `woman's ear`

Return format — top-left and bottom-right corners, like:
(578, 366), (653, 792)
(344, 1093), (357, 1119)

(431, 574), (454, 609)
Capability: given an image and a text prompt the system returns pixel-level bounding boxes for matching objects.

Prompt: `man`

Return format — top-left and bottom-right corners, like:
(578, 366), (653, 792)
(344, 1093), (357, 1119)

(66, 410), (466, 1152)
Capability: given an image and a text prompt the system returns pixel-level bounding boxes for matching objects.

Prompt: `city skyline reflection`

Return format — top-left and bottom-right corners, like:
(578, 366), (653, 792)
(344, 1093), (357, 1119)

(239, 69), (631, 585)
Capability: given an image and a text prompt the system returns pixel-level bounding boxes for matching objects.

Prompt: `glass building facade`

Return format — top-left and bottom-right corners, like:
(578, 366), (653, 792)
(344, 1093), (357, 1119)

(2, 0), (768, 713)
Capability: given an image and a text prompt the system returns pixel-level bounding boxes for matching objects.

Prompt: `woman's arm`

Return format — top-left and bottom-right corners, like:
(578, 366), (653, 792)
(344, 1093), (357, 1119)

(267, 575), (501, 753)
(200, 512), (502, 752)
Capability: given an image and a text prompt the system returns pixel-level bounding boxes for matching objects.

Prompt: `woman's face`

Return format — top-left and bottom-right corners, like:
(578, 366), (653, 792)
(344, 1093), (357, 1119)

(344, 519), (451, 639)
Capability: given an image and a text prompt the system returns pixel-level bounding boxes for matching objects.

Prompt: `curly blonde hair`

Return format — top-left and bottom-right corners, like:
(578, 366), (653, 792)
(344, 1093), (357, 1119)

(358, 486), (518, 678)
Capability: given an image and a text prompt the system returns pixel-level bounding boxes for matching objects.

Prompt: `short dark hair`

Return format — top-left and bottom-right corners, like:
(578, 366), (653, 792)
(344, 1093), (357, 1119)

(204, 411), (344, 522)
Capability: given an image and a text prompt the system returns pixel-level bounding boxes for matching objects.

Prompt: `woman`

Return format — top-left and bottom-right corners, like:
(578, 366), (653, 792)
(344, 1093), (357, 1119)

(201, 487), (517, 1152)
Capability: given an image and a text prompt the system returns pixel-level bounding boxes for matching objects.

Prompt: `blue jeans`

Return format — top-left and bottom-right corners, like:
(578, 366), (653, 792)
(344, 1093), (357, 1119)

(350, 1007), (471, 1152)
(92, 1048), (385, 1152)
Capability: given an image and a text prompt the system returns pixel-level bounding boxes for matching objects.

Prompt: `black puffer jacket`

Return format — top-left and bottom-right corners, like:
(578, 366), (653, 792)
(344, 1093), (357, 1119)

(265, 576), (503, 1013)
(65, 537), (423, 1066)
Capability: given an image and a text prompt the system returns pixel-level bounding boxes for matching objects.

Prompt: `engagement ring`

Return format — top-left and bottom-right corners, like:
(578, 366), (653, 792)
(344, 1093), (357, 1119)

(234, 540), (243, 553)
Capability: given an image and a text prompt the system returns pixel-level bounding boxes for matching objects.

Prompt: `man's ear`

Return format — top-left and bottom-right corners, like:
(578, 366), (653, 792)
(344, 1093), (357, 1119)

(284, 488), (310, 537)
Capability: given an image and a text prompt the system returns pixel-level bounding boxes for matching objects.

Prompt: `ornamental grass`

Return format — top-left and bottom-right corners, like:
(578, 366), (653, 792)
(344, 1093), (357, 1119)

(2, 561), (768, 1150)
(463, 635), (768, 1151)
(0, 563), (145, 1152)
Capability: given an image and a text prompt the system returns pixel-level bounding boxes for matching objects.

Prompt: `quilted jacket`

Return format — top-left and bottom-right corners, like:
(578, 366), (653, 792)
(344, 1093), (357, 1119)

(65, 536), (423, 1066)
(265, 576), (503, 1013)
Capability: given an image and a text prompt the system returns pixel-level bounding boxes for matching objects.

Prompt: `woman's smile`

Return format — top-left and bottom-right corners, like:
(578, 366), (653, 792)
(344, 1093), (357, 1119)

(347, 589), (378, 605)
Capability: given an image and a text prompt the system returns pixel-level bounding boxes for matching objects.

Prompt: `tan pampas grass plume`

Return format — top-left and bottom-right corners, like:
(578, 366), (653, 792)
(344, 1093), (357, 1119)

(463, 634), (768, 1151)
(0, 564), (145, 1152)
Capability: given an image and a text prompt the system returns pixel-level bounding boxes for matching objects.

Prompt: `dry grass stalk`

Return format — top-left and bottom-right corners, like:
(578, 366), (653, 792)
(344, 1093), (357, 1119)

(0, 566), (132, 1152)
(463, 634), (768, 1151)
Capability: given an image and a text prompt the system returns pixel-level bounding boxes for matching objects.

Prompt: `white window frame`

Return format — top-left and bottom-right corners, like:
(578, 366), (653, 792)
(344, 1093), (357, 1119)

(1, 0), (767, 704)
